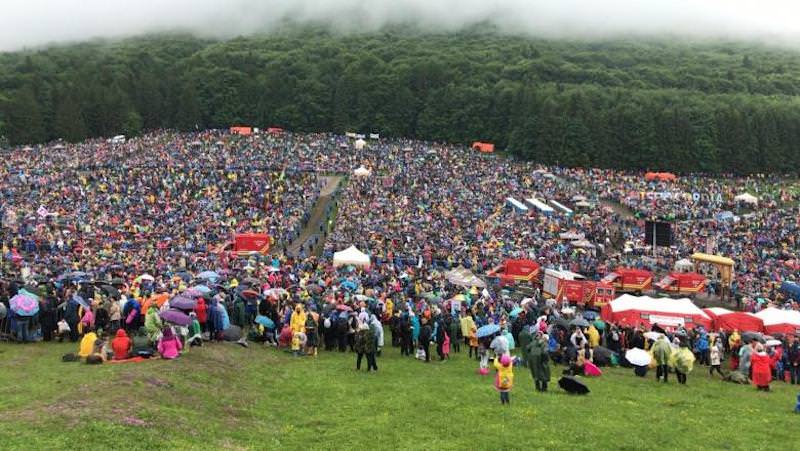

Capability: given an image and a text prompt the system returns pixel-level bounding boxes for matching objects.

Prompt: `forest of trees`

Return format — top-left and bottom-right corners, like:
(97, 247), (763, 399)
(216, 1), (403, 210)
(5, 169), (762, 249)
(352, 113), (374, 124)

(1, 26), (800, 173)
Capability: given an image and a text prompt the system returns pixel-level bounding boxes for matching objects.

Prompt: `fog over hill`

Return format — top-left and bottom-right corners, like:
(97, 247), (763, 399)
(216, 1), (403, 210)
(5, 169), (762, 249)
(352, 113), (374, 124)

(2, 0), (800, 52)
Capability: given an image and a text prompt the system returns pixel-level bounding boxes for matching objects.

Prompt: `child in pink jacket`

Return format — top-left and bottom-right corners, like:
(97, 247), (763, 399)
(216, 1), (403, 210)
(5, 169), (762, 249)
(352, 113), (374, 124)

(158, 327), (183, 359)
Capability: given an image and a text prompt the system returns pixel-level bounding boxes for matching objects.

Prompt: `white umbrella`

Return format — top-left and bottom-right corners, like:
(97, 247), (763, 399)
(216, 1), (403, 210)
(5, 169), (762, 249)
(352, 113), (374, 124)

(766, 339), (782, 347)
(625, 348), (652, 366)
(644, 331), (663, 341)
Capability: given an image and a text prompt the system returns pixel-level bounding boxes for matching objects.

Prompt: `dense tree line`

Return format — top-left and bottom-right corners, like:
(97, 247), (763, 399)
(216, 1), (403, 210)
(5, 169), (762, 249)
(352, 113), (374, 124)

(1, 27), (800, 173)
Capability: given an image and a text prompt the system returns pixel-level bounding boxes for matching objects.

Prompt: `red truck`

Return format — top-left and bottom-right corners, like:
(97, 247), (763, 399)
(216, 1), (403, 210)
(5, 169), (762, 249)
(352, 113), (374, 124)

(486, 259), (541, 286)
(655, 272), (707, 296)
(543, 269), (615, 308)
(602, 268), (653, 294)
(217, 233), (272, 257)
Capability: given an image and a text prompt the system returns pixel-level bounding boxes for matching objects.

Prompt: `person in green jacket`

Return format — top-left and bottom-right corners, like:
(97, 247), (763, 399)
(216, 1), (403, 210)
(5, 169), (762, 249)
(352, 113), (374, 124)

(355, 323), (377, 372)
(526, 332), (551, 392)
(652, 335), (672, 383)
(517, 325), (533, 368)
(188, 312), (202, 347)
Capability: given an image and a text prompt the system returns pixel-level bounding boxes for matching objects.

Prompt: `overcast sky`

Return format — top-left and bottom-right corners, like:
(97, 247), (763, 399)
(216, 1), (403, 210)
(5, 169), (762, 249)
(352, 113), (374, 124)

(1, 0), (799, 52)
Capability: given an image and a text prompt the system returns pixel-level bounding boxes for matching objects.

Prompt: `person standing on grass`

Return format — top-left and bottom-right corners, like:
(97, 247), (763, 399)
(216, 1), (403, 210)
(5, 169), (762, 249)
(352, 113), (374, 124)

(652, 335), (672, 383)
(469, 324), (479, 360)
(674, 341), (695, 385)
(448, 314), (461, 354)
(788, 336), (800, 385)
(709, 337), (724, 378)
(355, 322), (377, 372)
(751, 344), (772, 391)
(419, 317), (432, 363)
(527, 332), (551, 392)
(739, 339), (753, 379)
(460, 311), (475, 354)
(494, 354), (514, 405)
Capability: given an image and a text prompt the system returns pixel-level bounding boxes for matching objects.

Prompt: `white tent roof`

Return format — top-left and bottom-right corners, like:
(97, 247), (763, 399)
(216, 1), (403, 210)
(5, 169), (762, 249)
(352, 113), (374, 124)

(755, 307), (800, 327)
(734, 192), (758, 204)
(353, 166), (371, 177)
(445, 267), (487, 288)
(608, 294), (710, 318)
(333, 246), (371, 267)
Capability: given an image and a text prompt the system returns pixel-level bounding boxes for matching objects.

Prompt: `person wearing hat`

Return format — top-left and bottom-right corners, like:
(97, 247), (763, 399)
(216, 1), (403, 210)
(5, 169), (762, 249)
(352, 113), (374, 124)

(493, 353), (514, 404)
(526, 331), (551, 392)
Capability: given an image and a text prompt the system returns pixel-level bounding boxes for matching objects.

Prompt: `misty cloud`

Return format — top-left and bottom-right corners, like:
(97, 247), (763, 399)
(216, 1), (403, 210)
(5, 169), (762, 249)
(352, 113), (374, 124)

(2, 0), (799, 52)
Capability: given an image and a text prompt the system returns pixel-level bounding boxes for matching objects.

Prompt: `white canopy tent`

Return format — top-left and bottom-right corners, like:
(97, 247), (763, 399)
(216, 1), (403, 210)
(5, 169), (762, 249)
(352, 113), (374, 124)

(674, 258), (694, 272)
(333, 246), (371, 268)
(353, 166), (372, 177)
(734, 193), (758, 205)
(445, 267), (487, 288)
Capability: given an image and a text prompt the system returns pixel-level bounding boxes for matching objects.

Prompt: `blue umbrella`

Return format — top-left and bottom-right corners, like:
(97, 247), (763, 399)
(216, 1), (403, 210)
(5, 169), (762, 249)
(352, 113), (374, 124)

(509, 307), (523, 318)
(197, 271), (219, 280)
(582, 311), (599, 321)
(190, 285), (212, 294)
(72, 294), (90, 309)
(255, 315), (275, 329)
(476, 324), (501, 338)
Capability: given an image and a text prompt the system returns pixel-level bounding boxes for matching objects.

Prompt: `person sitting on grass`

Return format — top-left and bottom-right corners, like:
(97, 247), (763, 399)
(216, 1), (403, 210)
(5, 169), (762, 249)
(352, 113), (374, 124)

(111, 329), (133, 360)
(132, 327), (154, 357)
(157, 327), (183, 360)
(78, 327), (98, 360)
(187, 312), (203, 347)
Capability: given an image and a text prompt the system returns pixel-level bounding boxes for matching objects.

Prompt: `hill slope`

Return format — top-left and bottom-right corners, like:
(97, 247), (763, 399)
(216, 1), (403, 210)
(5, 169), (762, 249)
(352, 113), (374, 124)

(2, 29), (800, 173)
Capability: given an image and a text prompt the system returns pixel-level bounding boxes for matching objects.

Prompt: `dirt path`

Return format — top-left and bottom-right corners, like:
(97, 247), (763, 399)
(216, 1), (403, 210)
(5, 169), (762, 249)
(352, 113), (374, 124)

(286, 175), (342, 257)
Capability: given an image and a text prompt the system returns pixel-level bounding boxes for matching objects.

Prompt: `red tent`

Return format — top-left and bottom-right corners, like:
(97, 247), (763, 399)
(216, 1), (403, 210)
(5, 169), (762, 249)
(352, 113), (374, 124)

(487, 259), (540, 284)
(471, 142), (495, 153)
(702, 308), (764, 333)
(230, 126), (253, 136)
(645, 172), (677, 182)
(600, 294), (711, 330)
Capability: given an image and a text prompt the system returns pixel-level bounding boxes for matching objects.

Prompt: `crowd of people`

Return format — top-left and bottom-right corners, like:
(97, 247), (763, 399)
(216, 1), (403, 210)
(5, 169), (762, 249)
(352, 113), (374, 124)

(0, 129), (799, 397)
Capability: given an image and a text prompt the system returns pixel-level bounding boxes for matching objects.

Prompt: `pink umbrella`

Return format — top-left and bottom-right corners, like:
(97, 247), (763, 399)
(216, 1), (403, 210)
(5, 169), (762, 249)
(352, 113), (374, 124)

(10, 294), (39, 316)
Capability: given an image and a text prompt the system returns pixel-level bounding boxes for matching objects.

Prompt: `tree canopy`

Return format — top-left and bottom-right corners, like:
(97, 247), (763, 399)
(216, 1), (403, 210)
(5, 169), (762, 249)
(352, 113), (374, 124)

(2, 27), (800, 173)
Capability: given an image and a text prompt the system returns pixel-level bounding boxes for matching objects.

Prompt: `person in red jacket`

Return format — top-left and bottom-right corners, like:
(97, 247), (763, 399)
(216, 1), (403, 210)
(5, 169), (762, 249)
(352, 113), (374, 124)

(751, 344), (772, 392)
(111, 329), (132, 360)
(195, 298), (208, 332)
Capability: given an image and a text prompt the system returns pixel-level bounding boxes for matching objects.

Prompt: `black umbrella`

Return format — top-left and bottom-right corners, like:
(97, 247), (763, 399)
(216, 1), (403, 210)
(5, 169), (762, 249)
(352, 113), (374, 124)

(593, 346), (614, 366)
(558, 376), (590, 395)
(110, 278), (126, 286)
(741, 332), (765, 344)
(570, 318), (589, 328)
(100, 285), (120, 298)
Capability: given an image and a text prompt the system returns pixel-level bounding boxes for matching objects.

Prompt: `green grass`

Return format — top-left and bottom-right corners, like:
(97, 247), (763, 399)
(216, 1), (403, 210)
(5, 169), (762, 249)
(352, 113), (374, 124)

(0, 341), (795, 450)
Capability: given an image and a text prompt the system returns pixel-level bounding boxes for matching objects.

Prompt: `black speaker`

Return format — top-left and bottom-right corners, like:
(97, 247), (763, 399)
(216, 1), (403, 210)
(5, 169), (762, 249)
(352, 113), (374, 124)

(645, 220), (672, 247)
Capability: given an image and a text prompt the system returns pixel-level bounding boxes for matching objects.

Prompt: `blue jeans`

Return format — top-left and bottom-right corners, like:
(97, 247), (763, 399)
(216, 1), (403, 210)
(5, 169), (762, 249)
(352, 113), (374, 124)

(16, 319), (29, 342)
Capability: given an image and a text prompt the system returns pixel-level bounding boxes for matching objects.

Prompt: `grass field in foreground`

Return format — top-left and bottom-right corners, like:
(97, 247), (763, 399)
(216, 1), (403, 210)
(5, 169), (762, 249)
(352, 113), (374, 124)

(0, 340), (796, 450)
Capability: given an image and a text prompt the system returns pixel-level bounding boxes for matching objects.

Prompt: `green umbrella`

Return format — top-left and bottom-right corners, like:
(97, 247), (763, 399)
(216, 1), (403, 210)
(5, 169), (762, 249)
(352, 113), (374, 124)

(593, 319), (606, 331)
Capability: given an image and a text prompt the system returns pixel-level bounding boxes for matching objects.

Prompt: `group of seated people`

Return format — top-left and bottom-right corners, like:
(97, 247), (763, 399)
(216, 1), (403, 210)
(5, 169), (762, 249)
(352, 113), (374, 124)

(74, 324), (189, 363)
